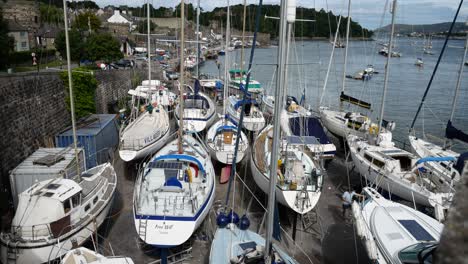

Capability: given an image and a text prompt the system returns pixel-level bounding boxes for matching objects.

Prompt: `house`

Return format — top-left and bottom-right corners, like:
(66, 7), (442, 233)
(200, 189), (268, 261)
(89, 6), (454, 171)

(107, 10), (132, 25)
(7, 20), (30, 52)
(35, 26), (60, 50)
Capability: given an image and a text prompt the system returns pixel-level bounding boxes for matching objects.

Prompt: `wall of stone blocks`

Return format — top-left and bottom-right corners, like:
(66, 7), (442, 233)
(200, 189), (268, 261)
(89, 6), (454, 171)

(0, 72), (69, 190)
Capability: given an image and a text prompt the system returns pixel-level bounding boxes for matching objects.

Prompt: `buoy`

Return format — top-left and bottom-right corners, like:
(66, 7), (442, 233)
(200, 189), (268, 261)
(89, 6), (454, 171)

(239, 214), (250, 230)
(227, 210), (239, 225)
(216, 212), (229, 228)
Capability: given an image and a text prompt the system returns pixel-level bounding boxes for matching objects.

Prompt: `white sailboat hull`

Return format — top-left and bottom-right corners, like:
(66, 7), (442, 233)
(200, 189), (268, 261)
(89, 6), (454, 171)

(348, 136), (450, 209)
(319, 108), (367, 139)
(133, 183), (214, 247)
(408, 135), (460, 185)
(0, 192), (114, 264)
(119, 128), (170, 162)
(249, 155), (320, 214)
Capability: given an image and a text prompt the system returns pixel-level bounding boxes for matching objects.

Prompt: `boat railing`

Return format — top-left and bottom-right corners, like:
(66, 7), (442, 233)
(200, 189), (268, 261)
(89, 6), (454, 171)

(120, 130), (163, 150)
(11, 223), (54, 241)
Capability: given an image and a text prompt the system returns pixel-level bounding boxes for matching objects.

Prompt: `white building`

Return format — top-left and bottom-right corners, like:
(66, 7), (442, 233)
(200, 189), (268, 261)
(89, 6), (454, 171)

(107, 10), (132, 24)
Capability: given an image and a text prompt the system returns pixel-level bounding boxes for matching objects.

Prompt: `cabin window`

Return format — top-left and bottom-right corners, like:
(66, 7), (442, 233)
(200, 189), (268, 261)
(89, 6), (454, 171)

(372, 158), (385, 168)
(93, 196), (99, 204)
(71, 194), (80, 208)
(85, 204), (91, 212)
(364, 154), (373, 163)
(63, 200), (71, 213)
(393, 155), (413, 171)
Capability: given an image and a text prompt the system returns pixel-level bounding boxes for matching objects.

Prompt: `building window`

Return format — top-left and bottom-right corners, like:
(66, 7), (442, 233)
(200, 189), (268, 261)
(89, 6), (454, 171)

(20, 31), (26, 37)
(34, 16), (38, 23)
(21, 42), (27, 48)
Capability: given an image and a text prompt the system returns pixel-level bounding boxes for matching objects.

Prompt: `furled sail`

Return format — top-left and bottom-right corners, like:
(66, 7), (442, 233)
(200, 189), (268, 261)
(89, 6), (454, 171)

(445, 120), (468, 144)
(339, 92), (371, 109)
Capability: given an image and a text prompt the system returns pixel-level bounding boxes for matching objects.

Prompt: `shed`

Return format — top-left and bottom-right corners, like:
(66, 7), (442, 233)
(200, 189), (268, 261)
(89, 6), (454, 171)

(55, 114), (119, 169)
(9, 147), (85, 207)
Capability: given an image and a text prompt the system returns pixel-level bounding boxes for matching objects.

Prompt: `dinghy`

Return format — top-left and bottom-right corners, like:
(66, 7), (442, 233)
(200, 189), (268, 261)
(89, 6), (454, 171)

(352, 187), (443, 264)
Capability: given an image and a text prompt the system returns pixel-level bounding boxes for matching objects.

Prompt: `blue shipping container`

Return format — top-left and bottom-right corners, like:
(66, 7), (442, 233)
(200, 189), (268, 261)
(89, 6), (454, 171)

(55, 114), (119, 169)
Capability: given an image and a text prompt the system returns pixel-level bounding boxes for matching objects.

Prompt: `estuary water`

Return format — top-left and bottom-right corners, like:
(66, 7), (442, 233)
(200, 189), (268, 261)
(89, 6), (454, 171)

(200, 38), (468, 151)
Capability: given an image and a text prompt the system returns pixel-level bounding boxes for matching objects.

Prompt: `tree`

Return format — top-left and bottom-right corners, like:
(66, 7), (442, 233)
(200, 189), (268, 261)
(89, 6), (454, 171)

(136, 19), (156, 34)
(68, 1), (99, 10)
(39, 3), (63, 26)
(85, 33), (122, 62)
(0, 9), (15, 70)
(72, 12), (101, 32)
(55, 29), (85, 62)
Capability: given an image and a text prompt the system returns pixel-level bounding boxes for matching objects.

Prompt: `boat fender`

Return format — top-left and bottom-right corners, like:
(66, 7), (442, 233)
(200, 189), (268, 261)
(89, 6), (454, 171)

(185, 168), (192, 182)
(216, 212), (229, 228)
(227, 210), (240, 225)
(368, 125), (378, 135)
(239, 214), (250, 230)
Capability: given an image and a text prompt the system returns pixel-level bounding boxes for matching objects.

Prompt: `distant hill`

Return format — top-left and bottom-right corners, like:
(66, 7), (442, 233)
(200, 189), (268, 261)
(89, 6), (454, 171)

(376, 22), (468, 35)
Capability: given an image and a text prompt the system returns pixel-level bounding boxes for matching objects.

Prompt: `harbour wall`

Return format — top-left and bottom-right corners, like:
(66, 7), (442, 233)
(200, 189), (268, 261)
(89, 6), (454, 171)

(0, 68), (151, 211)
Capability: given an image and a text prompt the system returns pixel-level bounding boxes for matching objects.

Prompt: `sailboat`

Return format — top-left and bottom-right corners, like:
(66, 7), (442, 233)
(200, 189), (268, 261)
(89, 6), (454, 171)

(119, 10), (170, 162)
(352, 187), (443, 264)
(128, 79), (177, 109)
(226, 95), (265, 132)
(175, 81), (216, 133)
(347, 0), (453, 221)
(132, 0), (215, 249)
(206, 4), (249, 165)
(408, 32), (468, 187)
(60, 247), (134, 264)
(415, 57), (424, 66)
(319, 0), (387, 141)
(251, 125), (323, 214)
(0, 5), (117, 263)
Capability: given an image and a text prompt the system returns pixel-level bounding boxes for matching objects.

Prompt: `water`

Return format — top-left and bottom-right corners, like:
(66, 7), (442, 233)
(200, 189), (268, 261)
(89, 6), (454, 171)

(200, 38), (468, 152)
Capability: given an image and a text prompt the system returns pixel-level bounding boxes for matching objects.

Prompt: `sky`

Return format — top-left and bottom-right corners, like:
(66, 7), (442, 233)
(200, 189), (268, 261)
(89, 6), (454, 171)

(92, 0), (468, 29)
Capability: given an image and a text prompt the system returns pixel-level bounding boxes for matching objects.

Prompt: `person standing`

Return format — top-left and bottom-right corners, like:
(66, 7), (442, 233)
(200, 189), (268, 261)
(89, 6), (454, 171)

(342, 186), (364, 218)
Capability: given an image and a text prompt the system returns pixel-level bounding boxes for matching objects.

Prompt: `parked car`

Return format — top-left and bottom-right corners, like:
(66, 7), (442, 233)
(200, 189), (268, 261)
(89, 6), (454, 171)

(163, 70), (179, 81)
(114, 59), (133, 68)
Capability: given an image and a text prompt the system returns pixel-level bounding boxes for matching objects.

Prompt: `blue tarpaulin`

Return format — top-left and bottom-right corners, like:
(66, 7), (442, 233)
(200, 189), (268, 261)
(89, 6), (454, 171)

(289, 117), (331, 144)
(416, 156), (456, 165)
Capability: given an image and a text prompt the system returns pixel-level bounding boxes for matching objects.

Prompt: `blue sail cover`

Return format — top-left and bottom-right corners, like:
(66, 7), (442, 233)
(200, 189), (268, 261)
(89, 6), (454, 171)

(233, 99), (258, 110)
(454, 152), (468, 175)
(445, 120), (468, 144)
(194, 79), (201, 94)
(216, 125), (237, 135)
(239, 83), (252, 97)
(153, 154), (205, 174)
(416, 156), (456, 165)
(289, 117), (331, 144)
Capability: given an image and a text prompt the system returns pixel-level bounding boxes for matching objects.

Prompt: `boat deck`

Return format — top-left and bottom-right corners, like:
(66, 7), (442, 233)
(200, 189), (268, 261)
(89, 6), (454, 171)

(120, 111), (169, 150)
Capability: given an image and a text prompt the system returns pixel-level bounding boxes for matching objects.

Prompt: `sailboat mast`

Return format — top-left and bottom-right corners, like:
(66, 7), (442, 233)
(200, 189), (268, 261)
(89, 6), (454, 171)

(377, 0), (396, 136)
(195, 0), (200, 78)
(449, 33), (468, 122)
(319, 15), (342, 106)
(223, 0), (231, 117)
(178, 0), (185, 154)
(240, 0), (247, 71)
(265, 0), (289, 258)
(147, 1), (151, 85)
(341, 0), (351, 94)
(62, 0), (80, 178)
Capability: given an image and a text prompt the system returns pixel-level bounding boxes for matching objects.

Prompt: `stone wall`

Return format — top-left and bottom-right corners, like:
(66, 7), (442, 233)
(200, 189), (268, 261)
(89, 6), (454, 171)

(94, 68), (160, 114)
(0, 72), (69, 192)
